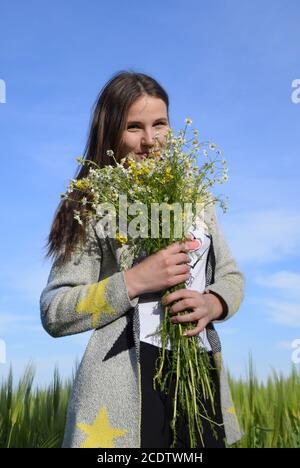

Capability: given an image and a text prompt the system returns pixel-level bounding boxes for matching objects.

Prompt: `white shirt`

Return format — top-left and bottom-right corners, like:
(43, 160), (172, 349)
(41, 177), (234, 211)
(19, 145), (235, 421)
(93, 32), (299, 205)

(136, 218), (212, 352)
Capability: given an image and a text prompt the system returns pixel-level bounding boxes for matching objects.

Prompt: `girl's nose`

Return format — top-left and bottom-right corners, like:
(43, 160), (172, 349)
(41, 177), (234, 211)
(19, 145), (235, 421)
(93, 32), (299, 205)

(141, 131), (162, 150)
(141, 133), (155, 146)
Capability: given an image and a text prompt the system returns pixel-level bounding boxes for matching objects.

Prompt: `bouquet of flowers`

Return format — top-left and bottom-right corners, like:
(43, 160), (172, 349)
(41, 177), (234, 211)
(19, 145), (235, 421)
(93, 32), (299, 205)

(61, 118), (228, 447)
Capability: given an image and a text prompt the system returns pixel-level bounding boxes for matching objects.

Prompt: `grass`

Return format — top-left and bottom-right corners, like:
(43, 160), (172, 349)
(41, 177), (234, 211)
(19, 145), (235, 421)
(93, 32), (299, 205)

(0, 360), (76, 448)
(0, 356), (299, 448)
(229, 355), (300, 448)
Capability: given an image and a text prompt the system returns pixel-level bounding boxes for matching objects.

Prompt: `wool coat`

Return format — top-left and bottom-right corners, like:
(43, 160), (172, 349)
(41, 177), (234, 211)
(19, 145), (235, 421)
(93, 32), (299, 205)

(40, 202), (245, 448)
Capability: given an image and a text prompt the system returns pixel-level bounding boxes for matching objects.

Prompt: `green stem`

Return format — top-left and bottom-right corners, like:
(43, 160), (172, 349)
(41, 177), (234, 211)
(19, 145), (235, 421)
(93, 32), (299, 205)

(152, 281), (218, 448)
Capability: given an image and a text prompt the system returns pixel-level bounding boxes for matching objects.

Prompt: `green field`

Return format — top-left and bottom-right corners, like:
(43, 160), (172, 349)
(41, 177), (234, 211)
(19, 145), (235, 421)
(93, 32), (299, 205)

(1, 357), (299, 448)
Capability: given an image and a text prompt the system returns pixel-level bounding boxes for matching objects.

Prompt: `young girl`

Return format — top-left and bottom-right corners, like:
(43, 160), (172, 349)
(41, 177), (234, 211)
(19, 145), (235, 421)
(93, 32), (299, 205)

(40, 71), (245, 448)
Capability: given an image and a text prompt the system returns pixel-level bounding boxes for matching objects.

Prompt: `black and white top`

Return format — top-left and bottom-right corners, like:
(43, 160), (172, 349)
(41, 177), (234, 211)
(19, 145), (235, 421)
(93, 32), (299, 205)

(137, 217), (212, 352)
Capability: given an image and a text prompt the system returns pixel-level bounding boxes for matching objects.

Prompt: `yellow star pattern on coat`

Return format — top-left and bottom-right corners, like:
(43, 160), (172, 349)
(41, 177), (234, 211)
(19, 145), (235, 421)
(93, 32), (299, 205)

(233, 294), (242, 315)
(76, 406), (128, 448)
(226, 405), (236, 415)
(75, 277), (117, 327)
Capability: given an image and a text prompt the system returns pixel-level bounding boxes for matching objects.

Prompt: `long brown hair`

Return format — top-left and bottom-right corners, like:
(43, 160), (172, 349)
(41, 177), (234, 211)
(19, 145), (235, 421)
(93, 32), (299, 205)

(43, 70), (170, 265)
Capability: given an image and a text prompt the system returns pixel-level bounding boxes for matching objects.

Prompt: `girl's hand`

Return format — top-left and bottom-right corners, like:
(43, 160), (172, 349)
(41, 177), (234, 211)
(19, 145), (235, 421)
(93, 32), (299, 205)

(124, 238), (201, 297)
(161, 289), (225, 337)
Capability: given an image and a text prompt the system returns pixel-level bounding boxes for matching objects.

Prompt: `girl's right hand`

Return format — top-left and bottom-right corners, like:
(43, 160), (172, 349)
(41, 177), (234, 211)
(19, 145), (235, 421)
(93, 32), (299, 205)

(124, 238), (201, 298)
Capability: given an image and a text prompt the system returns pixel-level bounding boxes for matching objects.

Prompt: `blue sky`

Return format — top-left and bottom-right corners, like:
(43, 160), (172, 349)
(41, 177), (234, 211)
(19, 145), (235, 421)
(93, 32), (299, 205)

(0, 0), (300, 387)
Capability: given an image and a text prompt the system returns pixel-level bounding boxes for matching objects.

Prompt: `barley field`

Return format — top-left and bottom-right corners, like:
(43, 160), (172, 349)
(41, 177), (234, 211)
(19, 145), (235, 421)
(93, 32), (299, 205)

(0, 357), (299, 448)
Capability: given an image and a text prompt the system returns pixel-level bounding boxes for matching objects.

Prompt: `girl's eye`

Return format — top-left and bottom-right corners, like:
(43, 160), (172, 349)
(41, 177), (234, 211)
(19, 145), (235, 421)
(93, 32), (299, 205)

(127, 122), (165, 129)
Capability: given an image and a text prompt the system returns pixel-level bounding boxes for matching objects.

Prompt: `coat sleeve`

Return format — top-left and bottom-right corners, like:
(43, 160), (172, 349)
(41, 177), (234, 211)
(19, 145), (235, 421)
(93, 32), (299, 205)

(39, 220), (138, 338)
(203, 203), (245, 323)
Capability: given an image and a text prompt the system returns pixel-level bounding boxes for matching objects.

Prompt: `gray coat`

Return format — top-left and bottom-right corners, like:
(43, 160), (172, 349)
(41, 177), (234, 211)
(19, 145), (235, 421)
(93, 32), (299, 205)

(40, 203), (245, 448)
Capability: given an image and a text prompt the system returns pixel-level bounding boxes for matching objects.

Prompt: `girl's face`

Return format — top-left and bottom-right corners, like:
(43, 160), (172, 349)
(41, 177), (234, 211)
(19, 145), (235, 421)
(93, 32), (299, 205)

(120, 95), (170, 162)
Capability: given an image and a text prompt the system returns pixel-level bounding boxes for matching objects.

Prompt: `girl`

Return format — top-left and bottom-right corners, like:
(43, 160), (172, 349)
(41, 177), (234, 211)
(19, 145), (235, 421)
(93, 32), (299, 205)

(40, 70), (245, 448)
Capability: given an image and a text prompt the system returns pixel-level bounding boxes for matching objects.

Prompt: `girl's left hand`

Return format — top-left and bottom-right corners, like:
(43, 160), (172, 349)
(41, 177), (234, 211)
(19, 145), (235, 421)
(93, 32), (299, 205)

(161, 289), (224, 337)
